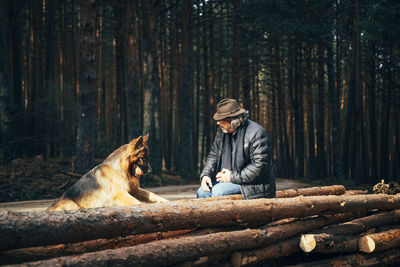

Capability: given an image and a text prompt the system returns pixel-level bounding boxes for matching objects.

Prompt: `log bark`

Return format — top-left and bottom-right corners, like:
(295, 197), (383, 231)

(297, 209), (400, 254)
(176, 253), (231, 267)
(2, 194), (400, 250)
(13, 213), (359, 267)
(231, 237), (301, 267)
(189, 185), (347, 202)
(343, 189), (368, 195)
(299, 233), (358, 253)
(358, 228), (400, 253)
(0, 229), (192, 265)
(275, 185), (346, 198)
(290, 247), (400, 267)
(1, 225), (249, 264)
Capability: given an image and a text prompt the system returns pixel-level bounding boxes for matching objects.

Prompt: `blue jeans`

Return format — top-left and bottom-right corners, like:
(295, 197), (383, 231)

(196, 182), (241, 198)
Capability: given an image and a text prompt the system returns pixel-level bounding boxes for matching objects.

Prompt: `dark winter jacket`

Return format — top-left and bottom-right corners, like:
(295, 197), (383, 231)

(200, 120), (276, 199)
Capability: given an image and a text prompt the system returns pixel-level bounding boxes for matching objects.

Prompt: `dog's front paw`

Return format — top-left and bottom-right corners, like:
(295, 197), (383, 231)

(157, 198), (169, 203)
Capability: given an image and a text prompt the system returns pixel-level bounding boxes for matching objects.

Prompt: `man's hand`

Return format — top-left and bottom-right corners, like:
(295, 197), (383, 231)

(216, 168), (231, 183)
(201, 176), (213, 192)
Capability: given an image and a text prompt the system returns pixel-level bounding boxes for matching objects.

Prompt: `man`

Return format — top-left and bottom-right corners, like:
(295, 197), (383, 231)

(197, 98), (276, 199)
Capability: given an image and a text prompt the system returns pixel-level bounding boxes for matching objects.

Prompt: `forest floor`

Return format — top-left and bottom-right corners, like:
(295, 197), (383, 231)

(0, 156), (374, 212)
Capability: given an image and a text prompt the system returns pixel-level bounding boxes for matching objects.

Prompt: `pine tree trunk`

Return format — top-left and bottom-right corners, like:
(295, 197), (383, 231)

(326, 23), (345, 180)
(141, 0), (162, 174)
(202, 0), (211, 155)
(352, 0), (363, 181)
(294, 44), (304, 177)
(231, 0), (240, 98)
(44, 0), (57, 157)
(169, 4), (179, 171)
(178, 0), (194, 179)
(9, 0), (24, 158)
(316, 42), (327, 178)
(305, 43), (315, 178)
(74, 0), (97, 174)
(365, 43), (378, 181)
(126, 0), (142, 140)
(0, 2), (13, 162)
(114, 1), (126, 146)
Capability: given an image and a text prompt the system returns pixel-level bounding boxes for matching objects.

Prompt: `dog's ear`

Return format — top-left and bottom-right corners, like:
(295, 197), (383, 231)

(143, 134), (149, 144)
(130, 135), (144, 151)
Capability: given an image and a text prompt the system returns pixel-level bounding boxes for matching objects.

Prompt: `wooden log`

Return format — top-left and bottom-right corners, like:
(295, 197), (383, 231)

(299, 233), (358, 253)
(1, 224), (248, 264)
(343, 189), (368, 195)
(231, 237), (301, 267)
(312, 209), (400, 235)
(2, 194), (400, 250)
(13, 213), (360, 267)
(358, 228), (400, 253)
(176, 253), (231, 267)
(189, 185), (347, 202)
(298, 209), (400, 254)
(275, 185), (346, 198)
(289, 247), (400, 267)
(0, 229), (193, 265)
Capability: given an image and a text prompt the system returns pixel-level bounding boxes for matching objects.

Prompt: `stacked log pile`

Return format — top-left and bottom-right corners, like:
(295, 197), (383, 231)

(1, 185), (400, 266)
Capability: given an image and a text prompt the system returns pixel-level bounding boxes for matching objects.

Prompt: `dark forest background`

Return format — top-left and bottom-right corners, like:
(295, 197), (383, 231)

(0, 0), (399, 186)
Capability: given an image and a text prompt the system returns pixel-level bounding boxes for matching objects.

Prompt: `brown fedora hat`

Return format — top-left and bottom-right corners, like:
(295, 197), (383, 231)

(213, 98), (246, 121)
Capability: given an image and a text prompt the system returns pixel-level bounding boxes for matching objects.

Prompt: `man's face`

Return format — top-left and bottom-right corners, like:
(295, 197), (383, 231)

(216, 118), (235, 133)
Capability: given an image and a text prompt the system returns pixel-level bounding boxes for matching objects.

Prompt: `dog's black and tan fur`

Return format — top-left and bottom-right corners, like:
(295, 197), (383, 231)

(48, 134), (168, 211)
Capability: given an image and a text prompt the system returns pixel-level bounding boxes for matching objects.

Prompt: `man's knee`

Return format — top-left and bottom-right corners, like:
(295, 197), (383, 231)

(211, 183), (239, 197)
(197, 187), (211, 198)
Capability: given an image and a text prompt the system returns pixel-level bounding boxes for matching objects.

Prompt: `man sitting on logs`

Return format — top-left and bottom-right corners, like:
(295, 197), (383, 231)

(197, 98), (276, 199)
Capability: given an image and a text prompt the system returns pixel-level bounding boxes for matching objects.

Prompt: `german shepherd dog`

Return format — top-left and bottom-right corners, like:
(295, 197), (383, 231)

(48, 134), (168, 211)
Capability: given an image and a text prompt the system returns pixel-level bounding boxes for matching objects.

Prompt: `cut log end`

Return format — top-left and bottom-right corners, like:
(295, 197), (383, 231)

(359, 236), (375, 253)
(300, 234), (316, 253)
(231, 251), (258, 267)
(230, 252), (243, 267)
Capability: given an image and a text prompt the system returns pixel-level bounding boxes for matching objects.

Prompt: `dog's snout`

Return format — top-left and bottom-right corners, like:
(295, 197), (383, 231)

(141, 163), (151, 173)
